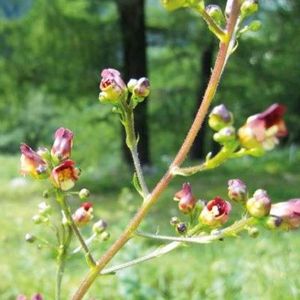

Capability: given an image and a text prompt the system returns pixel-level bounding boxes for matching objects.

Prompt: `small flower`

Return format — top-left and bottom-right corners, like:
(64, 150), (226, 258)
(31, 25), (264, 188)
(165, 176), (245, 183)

(51, 160), (80, 191)
(199, 196), (231, 227)
(31, 294), (43, 300)
(99, 68), (127, 103)
(269, 199), (300, 230)
(228, 179), (247, 203)
(246, 189), (271, 218)
(93, 219), (107, 234)
(174, 183), (196, 214)
(20, 144), (48, 179)
(238, 103), (288, 151)
(51, 128), (73, 161)
(208, 104), (233, 131)
(73, 202), (93, 226)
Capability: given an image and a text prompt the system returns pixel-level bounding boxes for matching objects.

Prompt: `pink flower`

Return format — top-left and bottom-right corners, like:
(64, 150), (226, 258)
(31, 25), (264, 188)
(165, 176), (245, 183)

(51, 128), (73, 161)
(174, 183), (196, 214)
(270, 199), (300, 230)
(51, 160), (80, 191)
(31, 294), (43, 300)
(99, 68), (127, 103)
(199, 196), (231, 227)
(238, 103), (288, 151)
(73, 202), (93, 226)
(20, 144), (48, 179)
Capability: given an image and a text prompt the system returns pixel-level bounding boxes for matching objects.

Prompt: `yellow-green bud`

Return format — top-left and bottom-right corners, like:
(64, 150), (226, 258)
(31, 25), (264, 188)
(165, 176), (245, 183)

(205, 5), (225, 26)
(213, 126), (236, 144)
(209, 104), (233, 131)
(246, 189), (271, 218)
(161, 0), (187, 11)
(248, 20), (262, 32)
(241, 0), (259, 18)
(100, 231), (110, 241)
(25, 233), (36, 243)
(93, 219), (107, 234)
(79, 188), (90, 199)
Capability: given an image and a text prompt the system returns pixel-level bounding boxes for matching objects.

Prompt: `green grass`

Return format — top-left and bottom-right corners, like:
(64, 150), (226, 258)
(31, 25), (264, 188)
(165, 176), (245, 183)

(0, 149), (300, 299)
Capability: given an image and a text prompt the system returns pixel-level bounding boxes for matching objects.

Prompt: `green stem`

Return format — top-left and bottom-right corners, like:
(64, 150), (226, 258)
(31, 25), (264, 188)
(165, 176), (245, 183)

(56, 191), (96, 267)
(72, 2), (242, 299)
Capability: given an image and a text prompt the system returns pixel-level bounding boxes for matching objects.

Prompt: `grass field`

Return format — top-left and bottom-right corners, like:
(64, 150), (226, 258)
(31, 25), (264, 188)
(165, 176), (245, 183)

(0, 148), (300, 300)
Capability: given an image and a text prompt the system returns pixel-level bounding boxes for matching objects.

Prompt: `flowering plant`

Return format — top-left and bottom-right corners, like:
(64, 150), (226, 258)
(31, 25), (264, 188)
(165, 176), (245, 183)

(19, 1), (299, 299)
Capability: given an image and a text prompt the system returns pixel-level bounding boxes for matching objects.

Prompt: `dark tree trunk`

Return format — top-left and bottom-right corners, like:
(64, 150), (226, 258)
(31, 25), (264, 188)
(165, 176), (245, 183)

(116, 0), (150, 165)
(190, 41), (215, 160)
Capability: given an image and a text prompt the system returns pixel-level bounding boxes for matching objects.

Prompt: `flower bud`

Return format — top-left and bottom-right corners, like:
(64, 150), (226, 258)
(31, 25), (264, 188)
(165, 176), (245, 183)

(208, 104), (233, 131)
(248, 20), (262, 32)
(51, 128), (73, 162)
(265, 215), (283, 230)
(199, 196), (231, 227)
(100, 231), (110, 241)
(99, 68), (127, 103)
(72, 202), (93, 226)
(132, 77), (150, 99)
(246, 189), (271, 218)
(93, 219), (107, 234)
(20, 144), (48, 179)
(268, 199), (300, 230)
(176, 222), (187, 234)
(36, 147), (51, 162)
(38, 201), (51, 215)
(51, 160), (80, 191)
(32, 215), (44, 224)
(247, 227), (259, 238)
(170, 216), (180, 226)
(174, 183), (196, 214)
(25, 233), (36, 243)
(228, 179), (247, 203)
(241, 0), (258, 18)
(161, 0), (188, 11)
(213, 126), (236, 144)
(206, 5), (225, 26)
(31, 294), (43, 300)
(127, 79), (138, 92)
(79, 188), (90, 199)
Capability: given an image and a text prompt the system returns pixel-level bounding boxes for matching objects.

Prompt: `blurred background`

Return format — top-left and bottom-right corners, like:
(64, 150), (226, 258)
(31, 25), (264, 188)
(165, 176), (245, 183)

(0, 0), (300, 299)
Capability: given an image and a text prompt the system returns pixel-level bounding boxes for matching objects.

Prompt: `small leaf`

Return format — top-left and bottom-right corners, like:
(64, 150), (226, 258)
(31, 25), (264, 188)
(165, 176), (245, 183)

(132, 172), (143, 197)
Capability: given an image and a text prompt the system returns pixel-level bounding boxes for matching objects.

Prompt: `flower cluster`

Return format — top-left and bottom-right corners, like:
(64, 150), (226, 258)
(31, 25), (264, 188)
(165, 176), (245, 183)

(20, 128), (80, 191)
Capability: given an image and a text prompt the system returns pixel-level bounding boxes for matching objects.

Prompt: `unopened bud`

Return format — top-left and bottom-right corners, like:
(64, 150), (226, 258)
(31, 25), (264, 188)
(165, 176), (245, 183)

(93, 219), (107, 234)
(170, 216), (180, 226)
(265, 215), (283, 230)
(38, 201), (51, 215)
(248, 20), (262, 32)
(32, 215), (43, 224)
(246, 189), (271, 218)
(213, 126), (236, 144)
(25, 233), (36, 243)
(248, 227), (259, 238)
(174, 183), (196, 214)
(161, 0), (188, 11)
(206, 5), (225, 26)
(42, 190), (49, 198)
(176, 222), (187, 234)
(132, 77), (150, 98)
(127, 79), (138, 92)
(228, 179), (247, 203)
(100, 231), (110, 241)
(79, 188), (90, 199)
(241, 0), (259, 18)
(209, 104), (233, 131)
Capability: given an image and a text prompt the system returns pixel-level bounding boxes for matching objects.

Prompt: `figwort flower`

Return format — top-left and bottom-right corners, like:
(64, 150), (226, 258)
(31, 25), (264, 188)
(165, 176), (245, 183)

(51, 127), (73, 161)
(20, 144), (48, 179)
(209, 104), (233, 131)
(99, 68), (127, 103)
(51, 160), (80, 191)
(246, 189), (271, 218)
(238, 103), (287, 151)
(269, 199), (300, 230)
(132, 77), (150, 98)
(174, 183), (196, 214)
(199, 196), (231, 227)
(228, 179), (247, 203)
(73, 202), (93, 226)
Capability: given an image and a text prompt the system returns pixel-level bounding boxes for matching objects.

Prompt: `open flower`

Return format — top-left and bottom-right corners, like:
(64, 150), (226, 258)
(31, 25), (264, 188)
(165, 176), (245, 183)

(174, 183), (196, 214)
(73, 202), (93, 226)
(51, 160), (80, 191)
(269, 199), (300, 230)
(238, 103), (288, 151)
(199, 196), (231, 227)
(99, 68), (127, 103)
(20, 144), (48, 179)
(51, 127), (73, 161)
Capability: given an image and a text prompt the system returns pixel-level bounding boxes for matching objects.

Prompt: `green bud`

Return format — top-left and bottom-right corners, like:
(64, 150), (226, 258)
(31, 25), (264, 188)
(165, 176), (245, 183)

(100, 231), (110, 241)
(246, 189), (271, 218)
(25, 233), (36, 243)
(161, 0), (187, 11)
(241, 0), (259, 18)
(213, 126), (236, 144)
(209, 104), (233, 131)
(248, 20), (262, 32)
(79, 188), (90, 199)
(205, 5), (225, 26)
(93, 219), (107, 234)
(247, 227), (259, 238)
(127, 79), (138, 93)
(265, 215), (283, 230)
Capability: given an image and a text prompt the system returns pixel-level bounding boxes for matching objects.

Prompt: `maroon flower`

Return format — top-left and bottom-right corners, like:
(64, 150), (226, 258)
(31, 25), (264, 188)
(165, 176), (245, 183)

(51, 127), (73, 161)
(174, 183), (196, 214)
(270, 199), (300, 230)
(199, 196), (231, 227)
(20, 144), (48, 179)
(238, 103), (288, 151)
(73, 202), (93, 226)
(51, 160), (80, 191)
(99, 68), (127, 103)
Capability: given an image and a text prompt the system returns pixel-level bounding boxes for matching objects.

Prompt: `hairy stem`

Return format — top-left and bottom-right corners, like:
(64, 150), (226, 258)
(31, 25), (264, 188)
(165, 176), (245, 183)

(73, 2), (242, 298)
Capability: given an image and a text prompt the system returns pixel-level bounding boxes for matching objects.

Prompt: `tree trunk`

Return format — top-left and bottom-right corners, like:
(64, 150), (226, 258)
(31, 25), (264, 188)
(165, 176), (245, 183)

(116, 0), (150, 165)
(190, 41), (215, 160)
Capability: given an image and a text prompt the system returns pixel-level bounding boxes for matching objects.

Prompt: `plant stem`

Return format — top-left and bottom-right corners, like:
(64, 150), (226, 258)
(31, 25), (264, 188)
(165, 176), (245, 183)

(57, 191), (96, 267)
(72, 2), (242, 299)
